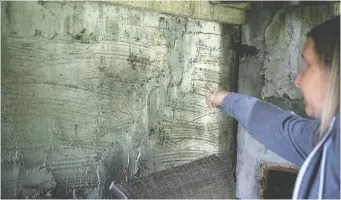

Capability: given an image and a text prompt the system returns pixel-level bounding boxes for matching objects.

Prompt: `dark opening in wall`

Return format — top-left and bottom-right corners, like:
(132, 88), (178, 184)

(260, 164), (299, 199)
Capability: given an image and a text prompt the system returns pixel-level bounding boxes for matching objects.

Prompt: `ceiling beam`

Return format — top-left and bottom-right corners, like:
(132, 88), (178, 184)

(104, 1), (248, 24)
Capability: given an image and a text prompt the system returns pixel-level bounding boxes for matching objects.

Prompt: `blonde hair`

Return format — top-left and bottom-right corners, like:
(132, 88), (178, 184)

(319, 45), (340, 139)
(307, 16), (340, 139)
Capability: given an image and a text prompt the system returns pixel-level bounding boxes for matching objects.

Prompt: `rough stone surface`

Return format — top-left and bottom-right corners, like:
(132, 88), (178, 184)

(1, 1), (238, 198)
(262, 4), (340, 99)
(236, 3), (340, 199)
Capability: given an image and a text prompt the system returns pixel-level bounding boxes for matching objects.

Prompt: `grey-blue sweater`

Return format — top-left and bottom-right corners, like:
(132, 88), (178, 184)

(221, 93), (340, 199)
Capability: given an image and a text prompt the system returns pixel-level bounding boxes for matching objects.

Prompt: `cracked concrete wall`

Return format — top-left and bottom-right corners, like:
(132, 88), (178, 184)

(1, 1), (238, 198)
(236, 3), (340, 199)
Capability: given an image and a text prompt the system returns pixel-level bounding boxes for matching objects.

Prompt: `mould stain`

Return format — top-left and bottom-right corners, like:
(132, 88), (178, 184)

(33, 29), (42, 37)
(127, 54), (151, 71)
(158, 16), (168, 29)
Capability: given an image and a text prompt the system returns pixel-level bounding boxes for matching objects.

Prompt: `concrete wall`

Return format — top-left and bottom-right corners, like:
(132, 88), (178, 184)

(236, 3), (340, 199)
(1, 1), (238, 198)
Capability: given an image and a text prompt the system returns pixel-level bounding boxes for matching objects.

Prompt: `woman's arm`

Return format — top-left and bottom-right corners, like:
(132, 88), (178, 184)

(221, 93), (319, 167)
(205, 84), (319, 167)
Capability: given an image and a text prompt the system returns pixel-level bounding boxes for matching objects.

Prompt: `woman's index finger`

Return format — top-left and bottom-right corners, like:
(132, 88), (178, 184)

(205, 83), (216, 92)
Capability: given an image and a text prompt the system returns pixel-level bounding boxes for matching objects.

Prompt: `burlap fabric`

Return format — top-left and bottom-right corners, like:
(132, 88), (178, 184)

(114, 154), (234, 199)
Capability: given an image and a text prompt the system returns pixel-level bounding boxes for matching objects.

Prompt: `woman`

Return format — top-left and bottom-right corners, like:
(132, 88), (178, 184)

(205, 16), (340, 199)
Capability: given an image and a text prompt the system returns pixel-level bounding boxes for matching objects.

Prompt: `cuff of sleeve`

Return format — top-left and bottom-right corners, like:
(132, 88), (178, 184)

(220, 92), (258, 128)
(221, 92), (238, 116)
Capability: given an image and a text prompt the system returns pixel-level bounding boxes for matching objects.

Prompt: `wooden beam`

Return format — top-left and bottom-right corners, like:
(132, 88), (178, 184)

(104, 1), (247, 24)
(209, 1), (251, 10)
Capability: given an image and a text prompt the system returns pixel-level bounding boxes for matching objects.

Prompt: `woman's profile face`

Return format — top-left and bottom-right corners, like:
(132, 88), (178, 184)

(294, 37), (329, 119)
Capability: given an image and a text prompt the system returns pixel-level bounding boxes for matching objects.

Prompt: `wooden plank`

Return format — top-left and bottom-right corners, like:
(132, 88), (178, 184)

(103, 1), (247, 24)
(210, 1), (251, 9)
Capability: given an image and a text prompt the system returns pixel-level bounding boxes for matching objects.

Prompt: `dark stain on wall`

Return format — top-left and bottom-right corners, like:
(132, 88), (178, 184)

(236, 43), (259, 58)
(127, 54), (151, 71)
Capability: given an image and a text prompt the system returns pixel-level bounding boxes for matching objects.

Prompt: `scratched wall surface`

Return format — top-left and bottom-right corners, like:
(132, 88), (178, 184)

(1, 1), (238, 198)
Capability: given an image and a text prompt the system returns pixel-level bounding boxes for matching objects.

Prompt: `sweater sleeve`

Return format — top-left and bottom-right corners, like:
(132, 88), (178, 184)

(221, 92), (320, 167)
